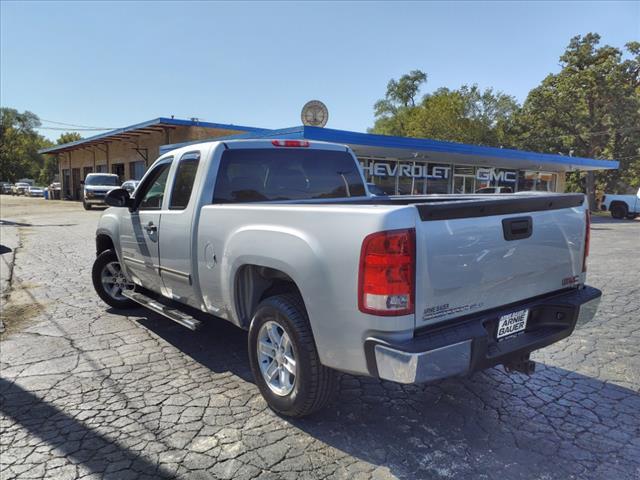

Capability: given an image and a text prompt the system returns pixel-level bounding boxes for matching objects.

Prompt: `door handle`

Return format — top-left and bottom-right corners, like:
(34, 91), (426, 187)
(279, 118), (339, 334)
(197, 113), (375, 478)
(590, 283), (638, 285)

(502, 216), (532, 241)
(144, 221), (157, 233)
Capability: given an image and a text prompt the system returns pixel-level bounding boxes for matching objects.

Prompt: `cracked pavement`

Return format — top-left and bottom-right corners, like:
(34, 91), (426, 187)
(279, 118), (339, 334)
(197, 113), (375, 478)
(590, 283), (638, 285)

(1, 196), (639, 479)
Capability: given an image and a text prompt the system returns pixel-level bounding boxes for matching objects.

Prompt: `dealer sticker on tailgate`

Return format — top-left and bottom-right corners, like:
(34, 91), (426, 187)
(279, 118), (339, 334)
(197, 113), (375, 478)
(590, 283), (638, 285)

(496, 308), (529, 340)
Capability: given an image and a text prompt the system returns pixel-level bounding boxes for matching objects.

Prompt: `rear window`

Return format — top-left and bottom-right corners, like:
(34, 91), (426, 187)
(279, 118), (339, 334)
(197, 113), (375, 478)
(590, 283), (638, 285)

(213, 148), (366, 203)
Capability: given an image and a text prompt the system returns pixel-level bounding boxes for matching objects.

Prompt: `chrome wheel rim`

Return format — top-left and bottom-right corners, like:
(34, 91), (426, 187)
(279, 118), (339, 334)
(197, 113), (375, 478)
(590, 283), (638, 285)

(101, 261), (134, 301)
(257, 319), (296, 396)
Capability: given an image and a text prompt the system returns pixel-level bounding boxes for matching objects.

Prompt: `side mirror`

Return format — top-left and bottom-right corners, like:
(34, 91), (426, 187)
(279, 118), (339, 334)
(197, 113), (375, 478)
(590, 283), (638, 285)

(105, 188), (133, 209)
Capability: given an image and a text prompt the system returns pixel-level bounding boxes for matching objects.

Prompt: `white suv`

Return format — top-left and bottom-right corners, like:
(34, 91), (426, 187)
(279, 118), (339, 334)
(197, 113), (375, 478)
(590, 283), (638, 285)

(82, 173), (120, 210)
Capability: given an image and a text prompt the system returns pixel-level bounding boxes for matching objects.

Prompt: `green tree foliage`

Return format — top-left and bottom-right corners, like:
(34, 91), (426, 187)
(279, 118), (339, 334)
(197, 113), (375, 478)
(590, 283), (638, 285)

(511, 34), (640, 207)
(0, 108), (53, 182)
(371, 72), (519, 147)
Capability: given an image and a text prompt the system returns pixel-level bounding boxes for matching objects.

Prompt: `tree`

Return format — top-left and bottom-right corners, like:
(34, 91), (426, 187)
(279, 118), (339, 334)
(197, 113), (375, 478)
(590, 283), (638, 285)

(0, 108), (53, 182)
(372, 70), (427, 135)
(511, 34), (640, 209)
(370, 72), (520, 147)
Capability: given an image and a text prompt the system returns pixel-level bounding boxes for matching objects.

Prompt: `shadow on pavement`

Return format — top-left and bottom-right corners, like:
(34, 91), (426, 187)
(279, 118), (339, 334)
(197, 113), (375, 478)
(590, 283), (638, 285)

(138, 312), (640, 479)
(0, 220), (77, 227)
(0, 377), (175, 479)
(591, 215), (638, 225)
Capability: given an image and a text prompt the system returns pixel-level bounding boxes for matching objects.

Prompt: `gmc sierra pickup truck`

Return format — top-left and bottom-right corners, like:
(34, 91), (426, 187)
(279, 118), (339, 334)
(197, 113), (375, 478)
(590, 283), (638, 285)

(92, 139), (601, 417)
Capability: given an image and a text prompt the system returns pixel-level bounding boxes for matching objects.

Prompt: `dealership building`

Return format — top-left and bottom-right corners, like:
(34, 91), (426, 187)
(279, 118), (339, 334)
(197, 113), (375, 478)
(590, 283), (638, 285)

(40, 117), (618, 199)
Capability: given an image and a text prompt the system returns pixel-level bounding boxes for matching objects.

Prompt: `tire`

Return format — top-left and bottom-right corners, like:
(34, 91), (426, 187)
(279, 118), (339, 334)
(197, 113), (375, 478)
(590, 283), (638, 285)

(248, 294), (336, 417)
(610, 203), (627, 219)
(83, 201), (92, 210)
(91, 250), (135, 309)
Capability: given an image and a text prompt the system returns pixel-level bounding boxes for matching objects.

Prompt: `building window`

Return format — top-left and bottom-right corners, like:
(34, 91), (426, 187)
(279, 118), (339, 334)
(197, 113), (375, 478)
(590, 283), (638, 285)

(518, 171), (557, 192)
(129, 161), (146, 181)
(360, 157), (452, 195)
(96, 164), (107, 173)
(425, 164), (451, 194)
(83, 166), (93, 180)
(453, 166), (476, 194)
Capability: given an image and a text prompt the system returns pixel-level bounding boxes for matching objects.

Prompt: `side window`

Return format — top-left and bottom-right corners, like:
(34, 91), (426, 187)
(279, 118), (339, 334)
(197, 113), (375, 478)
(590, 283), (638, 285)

(137, 162), (171, 210)
(169, 152), (200, 210)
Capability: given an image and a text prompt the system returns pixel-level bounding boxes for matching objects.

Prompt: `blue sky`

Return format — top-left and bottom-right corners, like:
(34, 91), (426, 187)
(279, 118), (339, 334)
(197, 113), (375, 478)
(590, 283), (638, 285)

(1, 1), (638, 140)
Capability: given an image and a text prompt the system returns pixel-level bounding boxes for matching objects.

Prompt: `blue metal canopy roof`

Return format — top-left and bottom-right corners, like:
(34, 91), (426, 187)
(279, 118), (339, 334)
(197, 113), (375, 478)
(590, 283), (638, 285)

(160, 125), (619, 172)
(39, 117), (267, 154)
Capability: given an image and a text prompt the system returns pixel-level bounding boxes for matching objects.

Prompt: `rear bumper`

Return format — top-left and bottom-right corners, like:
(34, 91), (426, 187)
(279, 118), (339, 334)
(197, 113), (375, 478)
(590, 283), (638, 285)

(366, 286), (601, 384)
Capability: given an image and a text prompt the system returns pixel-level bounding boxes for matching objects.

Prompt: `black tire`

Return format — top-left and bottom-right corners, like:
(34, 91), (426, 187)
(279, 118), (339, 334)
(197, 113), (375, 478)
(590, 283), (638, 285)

(248, 294), (336, 417)
(610, 203), (627, 219)
(91, 250), (135, 309)
(83, 201), (92, 210)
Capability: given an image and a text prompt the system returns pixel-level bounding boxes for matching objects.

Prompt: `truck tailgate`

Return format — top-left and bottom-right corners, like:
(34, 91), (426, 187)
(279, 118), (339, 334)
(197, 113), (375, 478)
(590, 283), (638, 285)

(414, 194), (587, 327)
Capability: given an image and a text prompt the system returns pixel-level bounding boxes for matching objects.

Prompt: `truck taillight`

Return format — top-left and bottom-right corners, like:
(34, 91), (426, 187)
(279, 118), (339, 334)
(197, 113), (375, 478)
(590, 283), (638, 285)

(582, 209), (591, 273)
(358, 229), (415, 316)
(271, 140), (310, 147)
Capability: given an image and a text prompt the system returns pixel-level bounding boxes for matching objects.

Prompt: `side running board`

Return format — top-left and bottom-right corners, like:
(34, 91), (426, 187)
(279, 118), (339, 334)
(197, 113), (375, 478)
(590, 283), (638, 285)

(122, 290), (202, 331)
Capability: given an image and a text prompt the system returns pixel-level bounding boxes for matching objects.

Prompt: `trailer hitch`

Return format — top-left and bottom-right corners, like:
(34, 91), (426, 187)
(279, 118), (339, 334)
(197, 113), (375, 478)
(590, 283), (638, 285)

(504, 354), (536, 375)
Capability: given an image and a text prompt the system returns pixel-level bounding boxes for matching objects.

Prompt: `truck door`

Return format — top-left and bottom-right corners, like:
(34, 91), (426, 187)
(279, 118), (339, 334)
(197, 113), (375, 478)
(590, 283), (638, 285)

(157, 151), (201, 302)
(120, 159), (172, 291)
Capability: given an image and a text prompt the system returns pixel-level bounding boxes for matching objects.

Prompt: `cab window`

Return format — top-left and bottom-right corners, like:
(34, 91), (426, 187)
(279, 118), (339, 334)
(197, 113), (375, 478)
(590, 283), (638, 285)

(137, 161), (171, 210)
(169, 152), (200, 210)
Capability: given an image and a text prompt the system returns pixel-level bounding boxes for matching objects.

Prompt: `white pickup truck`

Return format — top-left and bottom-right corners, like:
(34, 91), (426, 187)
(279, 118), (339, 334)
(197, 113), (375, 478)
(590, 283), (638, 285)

(92, 139), (601, 417)
(601, 187), (640, 219)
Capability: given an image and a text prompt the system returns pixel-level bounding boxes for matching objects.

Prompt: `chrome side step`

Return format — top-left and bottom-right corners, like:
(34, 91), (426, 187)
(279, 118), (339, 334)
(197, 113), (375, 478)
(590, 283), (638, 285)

(122, 290), (202, 331)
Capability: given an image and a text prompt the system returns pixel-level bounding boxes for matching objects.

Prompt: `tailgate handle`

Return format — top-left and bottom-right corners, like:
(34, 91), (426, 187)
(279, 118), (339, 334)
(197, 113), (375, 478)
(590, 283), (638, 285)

(502, 216), (532, 241)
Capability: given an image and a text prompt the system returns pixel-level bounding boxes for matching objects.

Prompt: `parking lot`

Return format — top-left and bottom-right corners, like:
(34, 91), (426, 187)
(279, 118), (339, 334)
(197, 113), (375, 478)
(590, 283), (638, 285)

(1, 195), (639, 480)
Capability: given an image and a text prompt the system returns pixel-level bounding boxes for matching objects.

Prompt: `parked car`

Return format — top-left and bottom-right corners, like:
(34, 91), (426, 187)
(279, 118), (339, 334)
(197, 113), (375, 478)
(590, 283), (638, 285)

(601, 187), (640, 219)
(11, 182), (31, 196)
(476, 186), (513, 194)
(92, 139), (601, 417)
(82, 173), (120, 210)
(26, 186), (45, 197)
(0, 182), (14, 194)
(121, 180), (140, 196)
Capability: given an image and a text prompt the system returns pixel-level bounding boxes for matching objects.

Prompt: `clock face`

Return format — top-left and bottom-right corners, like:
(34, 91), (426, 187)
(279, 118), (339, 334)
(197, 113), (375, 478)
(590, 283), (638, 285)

(301, 100), (328, 127)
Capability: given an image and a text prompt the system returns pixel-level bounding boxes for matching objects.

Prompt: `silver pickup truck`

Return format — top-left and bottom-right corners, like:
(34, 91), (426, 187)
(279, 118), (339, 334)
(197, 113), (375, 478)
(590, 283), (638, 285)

(92, 139), (601, 417)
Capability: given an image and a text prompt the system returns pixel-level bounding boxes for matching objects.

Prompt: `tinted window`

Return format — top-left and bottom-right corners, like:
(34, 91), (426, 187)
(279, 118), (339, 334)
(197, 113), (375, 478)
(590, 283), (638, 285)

(213, 149), (365, 203)
(85, 175), (119, 186)
(137, 163), (171, 210)
(170, 153), (200, 209)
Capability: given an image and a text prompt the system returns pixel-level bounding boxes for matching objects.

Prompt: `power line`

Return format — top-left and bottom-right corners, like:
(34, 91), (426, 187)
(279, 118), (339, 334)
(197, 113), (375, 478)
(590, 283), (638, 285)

(39, 118), (115, 129)
(37, 126), (113, 131)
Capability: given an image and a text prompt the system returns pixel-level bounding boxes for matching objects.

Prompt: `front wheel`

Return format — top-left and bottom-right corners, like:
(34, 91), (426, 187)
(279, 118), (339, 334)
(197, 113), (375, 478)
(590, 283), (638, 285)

(83, 201), (92, 210)
(610, 203), (627, 219)
(91, 249), (135, 309)
(248, 294), (336, 417)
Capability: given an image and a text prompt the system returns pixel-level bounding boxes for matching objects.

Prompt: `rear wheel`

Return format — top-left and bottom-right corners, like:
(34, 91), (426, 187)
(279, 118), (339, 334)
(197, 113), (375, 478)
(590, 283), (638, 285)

(610, 203), (627, 219)
(248, 294), (336, 417)
(92, 250), (135, 309)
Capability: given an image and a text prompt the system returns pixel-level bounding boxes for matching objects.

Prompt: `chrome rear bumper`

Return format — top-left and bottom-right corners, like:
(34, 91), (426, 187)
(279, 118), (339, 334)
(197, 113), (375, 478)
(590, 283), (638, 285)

(367, 286), (602, 385)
